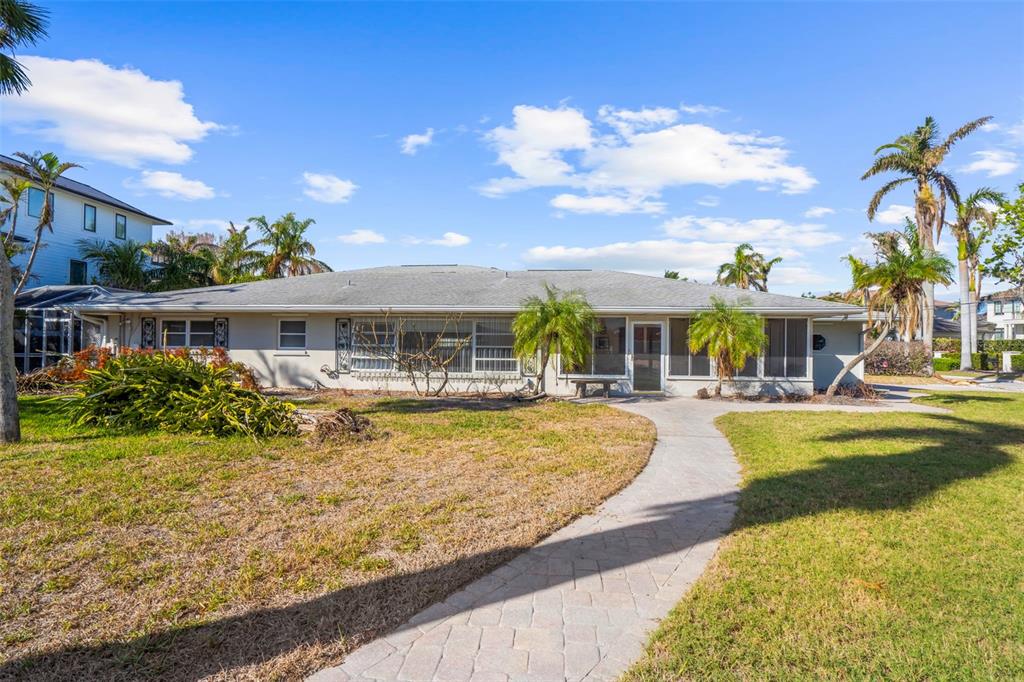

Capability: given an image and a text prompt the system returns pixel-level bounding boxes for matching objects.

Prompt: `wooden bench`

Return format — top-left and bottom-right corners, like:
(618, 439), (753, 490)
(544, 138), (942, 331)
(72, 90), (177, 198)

(570, 379), (614, 398)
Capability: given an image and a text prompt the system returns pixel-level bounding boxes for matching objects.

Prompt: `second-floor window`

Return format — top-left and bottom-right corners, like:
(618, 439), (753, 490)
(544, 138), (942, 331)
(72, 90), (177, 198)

(83, 204), (97, 232)
(27, 188), (53, 218)
(115, 214), (127, 239)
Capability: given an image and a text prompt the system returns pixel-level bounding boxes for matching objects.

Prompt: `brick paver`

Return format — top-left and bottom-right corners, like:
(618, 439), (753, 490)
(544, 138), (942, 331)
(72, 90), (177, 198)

(310, 396), (944, 682)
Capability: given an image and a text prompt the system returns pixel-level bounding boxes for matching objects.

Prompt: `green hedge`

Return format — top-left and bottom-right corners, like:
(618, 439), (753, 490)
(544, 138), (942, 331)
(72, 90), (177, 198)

(929, 339), (1024, 353)
(932, 356), (959, 371)
(1012, 354), (1024, 372)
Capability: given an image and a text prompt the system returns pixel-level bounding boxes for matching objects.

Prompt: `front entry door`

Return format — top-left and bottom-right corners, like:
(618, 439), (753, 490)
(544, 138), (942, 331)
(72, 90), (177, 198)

(633, 324), (663, 391)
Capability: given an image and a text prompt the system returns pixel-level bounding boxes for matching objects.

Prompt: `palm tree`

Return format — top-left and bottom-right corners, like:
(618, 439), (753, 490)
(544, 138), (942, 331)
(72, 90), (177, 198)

(968, 208), (998, 354)
(0, 0), (48, 96)
(77, 239), (150, 290)
(688, 296), (766, 397)
(826, 229), (954, 397)
(862, 115), (991, 356)
(146, 232), (215, 291)
(251, 213), (331, 278)
(716, 243), (779, 291)
(947, 188), (1004, 369)
(664, 270), (680, 280)
(1, 152), (82, 295)
(512, 284), (596, 395)
(208, 222), (265, 285)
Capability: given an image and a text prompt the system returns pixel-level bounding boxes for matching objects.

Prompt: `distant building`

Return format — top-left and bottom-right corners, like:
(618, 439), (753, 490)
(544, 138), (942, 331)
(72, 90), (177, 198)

(933, 299), (998, 340)
(1, 154), (170, 288)
(980, 289), (1024, 340)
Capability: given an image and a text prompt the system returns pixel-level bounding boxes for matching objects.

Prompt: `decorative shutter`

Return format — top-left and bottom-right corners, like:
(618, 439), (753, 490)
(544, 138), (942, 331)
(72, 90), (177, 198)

(336, 318), (352, 373)
(213, 318), (229, 348)
(141, 317), (156, 349)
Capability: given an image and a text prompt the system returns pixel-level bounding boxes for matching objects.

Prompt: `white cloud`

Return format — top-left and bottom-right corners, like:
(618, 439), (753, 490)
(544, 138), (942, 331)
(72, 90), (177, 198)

(696, 195), (720, 207)
(302, 172), (357, 203)
(804, 206), (835, 218)
(662, 215), (842, 249)
(162, 218), (236, 238)
(524, 238), (738, 280)
(479, 104), (816, 204)
(874, 204), (914, 225)
(338, 229), (386, 245)
(1, 56), (219, 166)
(960, 150), (1019, 178)
(981, 119), (1024, 146)
(679, 102), (727, 115)
(550, 193), (665, 215)
(126, 170), (215, 200)
(405, 231), (471, 247)
(400, 128), (435, 155)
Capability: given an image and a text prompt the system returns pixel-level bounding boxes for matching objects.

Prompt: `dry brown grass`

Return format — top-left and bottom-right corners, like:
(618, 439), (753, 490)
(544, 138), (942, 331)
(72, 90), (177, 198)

(0, 394), (654, 681)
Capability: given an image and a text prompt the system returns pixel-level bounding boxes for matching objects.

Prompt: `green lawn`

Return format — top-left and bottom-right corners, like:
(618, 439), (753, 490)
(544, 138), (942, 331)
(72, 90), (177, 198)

(628, 391), (1024, 681)
(0, 394), (653, 681)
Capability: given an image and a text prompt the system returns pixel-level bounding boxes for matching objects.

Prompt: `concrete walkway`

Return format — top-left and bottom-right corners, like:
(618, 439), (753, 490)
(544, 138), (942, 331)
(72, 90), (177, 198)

(310, 395), (945, 682)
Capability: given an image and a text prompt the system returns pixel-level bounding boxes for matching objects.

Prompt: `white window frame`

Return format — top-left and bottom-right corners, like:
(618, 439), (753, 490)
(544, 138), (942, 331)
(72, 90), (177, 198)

(158, 319), (216, 348)
(278, 319), (307, 350)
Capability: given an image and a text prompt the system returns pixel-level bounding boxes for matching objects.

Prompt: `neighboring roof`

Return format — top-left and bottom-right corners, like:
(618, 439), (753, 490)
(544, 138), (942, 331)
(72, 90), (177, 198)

(69, 265), (864, 316)
(15, 284), (135, 309)
(933, 315), (997, 338)
(0, 154), (172, 226)
(980, 288), (1023, 302)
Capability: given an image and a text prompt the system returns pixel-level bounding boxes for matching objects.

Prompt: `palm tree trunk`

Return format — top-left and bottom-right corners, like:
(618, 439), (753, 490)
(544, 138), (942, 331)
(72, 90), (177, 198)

(535, 348), (548, 395)
(826, 318), (894, 398)
(969, 288), (979, 353)
(14, 225), (45, 295)
(0, 249), (21, 443)
(958, 253), (972, 370)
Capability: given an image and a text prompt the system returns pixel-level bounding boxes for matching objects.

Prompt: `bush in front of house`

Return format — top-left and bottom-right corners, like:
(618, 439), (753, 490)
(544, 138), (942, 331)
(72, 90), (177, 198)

(971, 352), (1001, 371)
(1012, 354), (1024, 372)
(62, 350), (296, 438)
(933, 337), (961, 354)
(865, 341), (932, 376)
(932, 356), (959, 372)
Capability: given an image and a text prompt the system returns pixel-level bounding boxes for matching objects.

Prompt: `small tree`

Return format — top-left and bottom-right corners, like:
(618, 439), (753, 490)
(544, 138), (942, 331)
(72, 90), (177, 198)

(985, 182), (1024, 293)
(77, 239), (151, 290)
(826, 229), (954, 397)
(688, 296), (766, 397)
(716, 243), (780, 291)
(353, 314), (473, 397)
(512, 284), (596, 395)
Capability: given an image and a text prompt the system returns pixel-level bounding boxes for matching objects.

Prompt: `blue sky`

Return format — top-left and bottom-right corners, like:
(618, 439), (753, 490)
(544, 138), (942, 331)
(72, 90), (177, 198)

(3, 1), (1023, 296)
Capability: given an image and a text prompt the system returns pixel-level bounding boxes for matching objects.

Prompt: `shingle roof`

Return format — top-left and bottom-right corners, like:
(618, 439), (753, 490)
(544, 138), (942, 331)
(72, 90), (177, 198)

(0, 154), (172, 225)
(981, 288), (1023, 302)
(71, 265), (864, 315)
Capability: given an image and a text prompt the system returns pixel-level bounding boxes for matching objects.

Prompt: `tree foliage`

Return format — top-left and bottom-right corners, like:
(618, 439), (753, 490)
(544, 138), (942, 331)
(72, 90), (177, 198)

(985, 182), (1024, 290)
(687, 296), (766, 397)
(716, 243), (780, 292)
(0, 0), (48, 96)
(512, 284), (596, 394)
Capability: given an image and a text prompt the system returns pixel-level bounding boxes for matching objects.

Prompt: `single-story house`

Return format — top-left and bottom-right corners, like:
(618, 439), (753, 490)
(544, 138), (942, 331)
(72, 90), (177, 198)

(68, 265), (866, 396)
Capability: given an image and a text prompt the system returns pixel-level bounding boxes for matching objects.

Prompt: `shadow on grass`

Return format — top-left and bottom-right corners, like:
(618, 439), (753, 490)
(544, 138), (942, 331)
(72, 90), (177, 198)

(915, 393), (1017, 406)
(5, 410), (1020, 681)
(362, 397), (535, 415)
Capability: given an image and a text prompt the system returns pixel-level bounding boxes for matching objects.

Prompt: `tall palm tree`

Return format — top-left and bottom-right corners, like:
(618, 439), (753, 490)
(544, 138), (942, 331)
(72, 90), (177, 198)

(968, 208), (998, 353)
(862, 115), (991, 356)
(512, 284), (596, 395)
(251, 213), (331, 278)
(1, 152), (82, 295)
(826, 229), (954, 397)
(0, 0), (48, 96)
(947, 188), (1003, 369)
(688, 296), (766, 397)
(209, 222), (265, 285)
(716, 244), (780, 292)
(77, 239), (150, 290)
(146, 232), (215, 291)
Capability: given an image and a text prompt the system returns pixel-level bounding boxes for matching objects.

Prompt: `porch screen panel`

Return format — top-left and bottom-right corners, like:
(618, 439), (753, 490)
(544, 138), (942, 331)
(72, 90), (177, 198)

(399, 317), (473, 374)
(669, 318), (689, 375)
(786, 319), (808, 377)
(592, 317), (626, 375)
(765, 319), (786, 377)
(474, 318), (517, 373)
(352, 318), (397, 371)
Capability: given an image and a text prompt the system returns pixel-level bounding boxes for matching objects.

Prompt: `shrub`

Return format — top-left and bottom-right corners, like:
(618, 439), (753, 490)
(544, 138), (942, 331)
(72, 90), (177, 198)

(62, 351), (296, 438)
(933, 337), (961, 354)
(970, 352), (1000, 371)
(1011, 354), (1024, 372)
(932, 356), (959, 372)
(865, 341), (932, 376)
(981, 339), (1024, 353)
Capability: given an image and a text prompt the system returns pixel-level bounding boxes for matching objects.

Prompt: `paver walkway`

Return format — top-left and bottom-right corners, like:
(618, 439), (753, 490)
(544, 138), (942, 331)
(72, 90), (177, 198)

(310, 395), (944, 682)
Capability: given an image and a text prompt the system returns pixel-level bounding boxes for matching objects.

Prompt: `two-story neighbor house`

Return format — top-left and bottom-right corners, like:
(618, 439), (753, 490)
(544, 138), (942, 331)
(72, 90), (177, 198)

(1, 154), (172, 288)
(981, 289), (1024, 340)
(2, 154), (171, 372)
